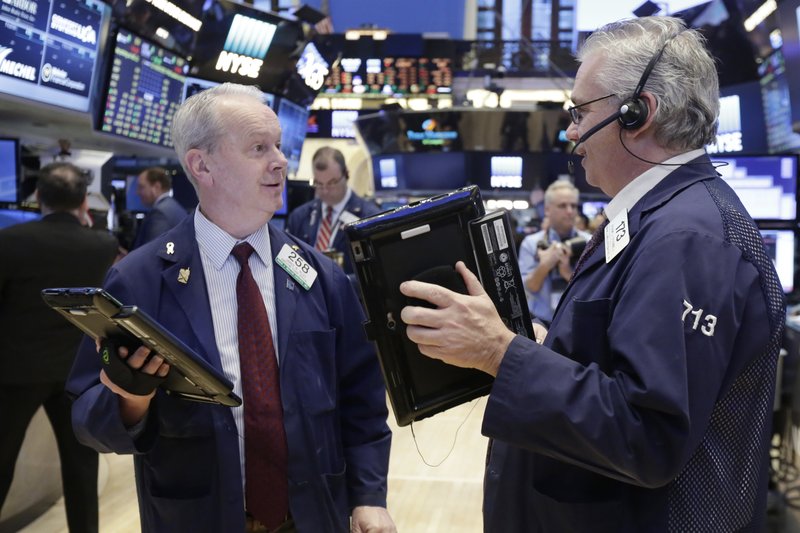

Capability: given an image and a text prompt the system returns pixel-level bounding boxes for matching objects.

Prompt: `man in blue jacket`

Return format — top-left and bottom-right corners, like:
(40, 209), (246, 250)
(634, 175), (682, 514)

(286, 146), (381, 275)
(67, 83), (395, 533)
(130, 167), (187, 250)
(399, 17), (784, 532)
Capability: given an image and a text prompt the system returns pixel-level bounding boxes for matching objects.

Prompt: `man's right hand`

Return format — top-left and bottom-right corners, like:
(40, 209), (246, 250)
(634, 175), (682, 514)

(98, 343), (169, 427)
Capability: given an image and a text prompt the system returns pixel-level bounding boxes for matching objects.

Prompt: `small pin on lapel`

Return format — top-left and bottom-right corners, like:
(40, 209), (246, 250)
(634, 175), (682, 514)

(178, 267), (190, 284)
(286, 279), (295, 291)
(166, 242), (175, 255)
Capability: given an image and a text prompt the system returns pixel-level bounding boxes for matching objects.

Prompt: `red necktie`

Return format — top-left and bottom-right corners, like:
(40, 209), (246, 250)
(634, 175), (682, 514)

(572, 218), (609, 278)
(315, 205), (333, 251)
(231, 242), (289, 528)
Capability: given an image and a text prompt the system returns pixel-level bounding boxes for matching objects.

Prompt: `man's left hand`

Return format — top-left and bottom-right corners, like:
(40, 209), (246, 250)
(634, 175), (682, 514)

(351, 505), (396, 533)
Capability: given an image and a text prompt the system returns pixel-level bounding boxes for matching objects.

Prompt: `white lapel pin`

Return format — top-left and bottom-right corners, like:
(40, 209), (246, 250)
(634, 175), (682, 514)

(166, 242), (175, 255)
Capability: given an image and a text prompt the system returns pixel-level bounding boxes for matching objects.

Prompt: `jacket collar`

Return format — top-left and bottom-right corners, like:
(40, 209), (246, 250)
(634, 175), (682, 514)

(573, 153), (717, 278)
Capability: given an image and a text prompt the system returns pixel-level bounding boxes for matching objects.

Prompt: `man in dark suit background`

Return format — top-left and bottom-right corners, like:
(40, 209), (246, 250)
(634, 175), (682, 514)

(0, 162), (118, 532)
(286, 147), (381, 275)
(131, 167), (187, 249)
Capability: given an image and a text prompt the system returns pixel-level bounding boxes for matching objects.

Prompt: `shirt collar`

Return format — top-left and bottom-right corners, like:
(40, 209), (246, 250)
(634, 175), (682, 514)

(194, 208), (272, 271)
(322, 186), (352, 218)
(155, 192), (171, 204)
(605, 148), (706, 220)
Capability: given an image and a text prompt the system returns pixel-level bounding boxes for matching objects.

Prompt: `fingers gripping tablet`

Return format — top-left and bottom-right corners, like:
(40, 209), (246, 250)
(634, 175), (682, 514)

(101, 337), (166, 396)
(406, 265), (468, 309)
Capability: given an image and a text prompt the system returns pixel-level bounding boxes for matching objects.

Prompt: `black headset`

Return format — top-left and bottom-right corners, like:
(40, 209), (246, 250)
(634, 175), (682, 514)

(617, 31), (682, 130)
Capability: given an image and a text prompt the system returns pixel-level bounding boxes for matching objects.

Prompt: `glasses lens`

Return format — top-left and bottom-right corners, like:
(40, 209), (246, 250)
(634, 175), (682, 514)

(568, 107), (579, 124)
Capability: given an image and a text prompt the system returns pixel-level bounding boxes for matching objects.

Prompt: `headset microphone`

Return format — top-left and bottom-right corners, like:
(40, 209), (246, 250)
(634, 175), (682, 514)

(567, 109), (623, 175)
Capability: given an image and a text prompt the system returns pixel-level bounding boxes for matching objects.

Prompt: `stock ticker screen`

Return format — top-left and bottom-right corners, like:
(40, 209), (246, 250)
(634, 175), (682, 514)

(99, 28), (188, 148)
(0, 0), (110, 111)
(323, 56), (453, 97)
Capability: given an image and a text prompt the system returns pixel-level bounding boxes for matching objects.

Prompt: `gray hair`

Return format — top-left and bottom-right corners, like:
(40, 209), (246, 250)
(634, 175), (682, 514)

(577, 16), (719, 151)
(171, 83), (266, 187)
(544, 180), (579, 206)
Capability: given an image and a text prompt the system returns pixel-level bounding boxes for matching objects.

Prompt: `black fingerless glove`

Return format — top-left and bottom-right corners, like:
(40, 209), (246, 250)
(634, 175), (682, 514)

(101, 337), (166, 396)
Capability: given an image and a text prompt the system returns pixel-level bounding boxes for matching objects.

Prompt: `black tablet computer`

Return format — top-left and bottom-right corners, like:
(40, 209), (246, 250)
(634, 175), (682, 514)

(41, 287), (241, 407)
(345, 185), (533, 426)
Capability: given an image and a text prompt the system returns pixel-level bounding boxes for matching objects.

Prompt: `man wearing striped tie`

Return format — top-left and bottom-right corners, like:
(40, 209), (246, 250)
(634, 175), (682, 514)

(286, 147), (381, 275)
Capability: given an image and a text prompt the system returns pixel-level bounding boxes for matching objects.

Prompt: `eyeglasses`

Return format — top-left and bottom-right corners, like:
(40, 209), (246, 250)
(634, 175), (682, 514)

(312, 176), (345, 189)
(567, 94), (616, 125)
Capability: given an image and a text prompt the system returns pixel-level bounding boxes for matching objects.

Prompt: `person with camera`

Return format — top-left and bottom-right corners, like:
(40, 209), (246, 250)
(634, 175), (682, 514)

(518, 180), (590, 324)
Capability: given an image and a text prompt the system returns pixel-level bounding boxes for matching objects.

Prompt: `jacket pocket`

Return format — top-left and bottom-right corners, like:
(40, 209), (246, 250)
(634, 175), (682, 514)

(144, 434), (215, 499)
(569, 297), (612, 369)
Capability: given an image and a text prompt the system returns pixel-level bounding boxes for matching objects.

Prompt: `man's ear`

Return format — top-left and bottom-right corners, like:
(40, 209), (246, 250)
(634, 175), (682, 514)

(185, 149), (211, 186)
(627, 91), (658, 138)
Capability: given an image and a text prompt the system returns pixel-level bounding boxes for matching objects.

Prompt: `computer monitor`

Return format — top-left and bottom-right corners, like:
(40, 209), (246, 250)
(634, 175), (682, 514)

(181, 76), (276, 109)
(276, 97), (309, 179)
(188, 0), (305, 95)
(0, 0), (111, 112)
(0, 138), (20, 206)
(0, 208), (39, 229)
(759, 227), (797, 295)
(97, 27), (189, 148)
(715, 154), (798, 222)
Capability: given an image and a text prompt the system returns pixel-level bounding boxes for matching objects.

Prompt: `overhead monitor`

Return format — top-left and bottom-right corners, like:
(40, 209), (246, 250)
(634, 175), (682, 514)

(325, 56), (453, 97)
(188, 0), (305, 95)
(758, 49), (800, 153)
(181, 75), (276, 108)
(777, 0), (800, 134)
(715, 154), (798, 222)
(0, 0), (111, 112)
(276, 97), (308, 179)
(114, 0), (204, 57)
(97, 28), (189, 148)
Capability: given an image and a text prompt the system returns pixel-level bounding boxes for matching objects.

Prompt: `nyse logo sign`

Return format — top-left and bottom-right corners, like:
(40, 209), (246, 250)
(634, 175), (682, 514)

(215, 14), (276, 79)
(707, 95), (743, 154)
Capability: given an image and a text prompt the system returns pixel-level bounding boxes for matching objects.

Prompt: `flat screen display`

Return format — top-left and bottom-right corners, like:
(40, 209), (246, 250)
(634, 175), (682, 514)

(114, 0), (204, 57)
(0, 138), (20, 205)
(324, 55), (453, 97)
(715, 154), (798, 222)
(758, 50), (800, 153)
(0, 0), (110, 112)
(276, 97), (308, 179)
(759, 228), (796, 294)
(371, 152), (467, 194)
(777, 0), (800, 134)
(188, 0), (305, 94)
(98, 28), (189, 148)
(306, 109), (363, 139)
(181, 75), (276, 109)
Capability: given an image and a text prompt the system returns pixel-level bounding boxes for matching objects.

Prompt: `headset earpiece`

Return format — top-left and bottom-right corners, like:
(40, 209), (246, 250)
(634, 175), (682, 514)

(618, 98), (648, 130)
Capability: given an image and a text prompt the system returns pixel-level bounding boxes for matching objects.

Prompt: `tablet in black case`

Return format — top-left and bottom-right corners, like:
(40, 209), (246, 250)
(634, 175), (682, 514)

(345, 185), (533, 426)
(41, 287), (241, 407)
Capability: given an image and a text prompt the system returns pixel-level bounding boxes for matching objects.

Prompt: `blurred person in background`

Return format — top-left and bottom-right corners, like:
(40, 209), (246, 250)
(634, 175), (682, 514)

(0, 162), (118, 533)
